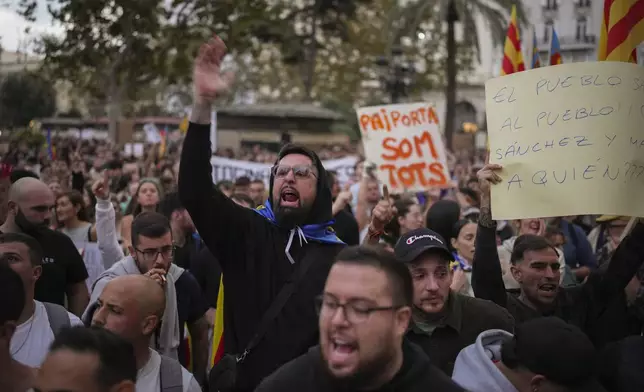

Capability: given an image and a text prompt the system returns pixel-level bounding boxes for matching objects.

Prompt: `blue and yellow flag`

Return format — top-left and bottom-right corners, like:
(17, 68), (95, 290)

(45, 129), (55, 160)
(531, 30), (541, 69)
(549, 28), (563, 65)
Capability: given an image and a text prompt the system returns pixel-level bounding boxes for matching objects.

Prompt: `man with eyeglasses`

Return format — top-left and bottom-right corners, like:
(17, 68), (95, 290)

(179, 35), (345, 391)
(83, 212), (210, 386)
(256, 246), (464, 392)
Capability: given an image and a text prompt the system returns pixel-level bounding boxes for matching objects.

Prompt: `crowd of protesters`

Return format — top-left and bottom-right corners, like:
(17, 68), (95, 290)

(1, 34), (643, 392)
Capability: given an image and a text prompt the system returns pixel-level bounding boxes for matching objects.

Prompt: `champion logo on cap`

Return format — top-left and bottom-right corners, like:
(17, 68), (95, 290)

(406, 234), (443, 245)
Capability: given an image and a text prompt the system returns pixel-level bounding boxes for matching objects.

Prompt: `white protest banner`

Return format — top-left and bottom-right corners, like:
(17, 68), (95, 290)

(485, 61), (644, 220)
(356, 102), (450, 193)
(211, 111), (218, 153)
(211, 156), (358, 187)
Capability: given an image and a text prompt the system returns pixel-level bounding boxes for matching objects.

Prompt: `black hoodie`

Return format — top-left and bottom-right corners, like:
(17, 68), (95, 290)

(179, 123), (346, 391)
(255, 340), (465, 392)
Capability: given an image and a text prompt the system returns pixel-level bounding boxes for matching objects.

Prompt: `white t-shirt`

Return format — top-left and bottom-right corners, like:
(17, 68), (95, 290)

(11, 301), (83, 367)
(136, 349), (201, 392)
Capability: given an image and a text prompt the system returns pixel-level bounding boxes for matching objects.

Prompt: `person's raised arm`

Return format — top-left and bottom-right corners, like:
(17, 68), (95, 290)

(178, 35), (256, 264)
(92, 174), (124, 268)
(471, 164), (508, 308)
(593, 218), (644, 297)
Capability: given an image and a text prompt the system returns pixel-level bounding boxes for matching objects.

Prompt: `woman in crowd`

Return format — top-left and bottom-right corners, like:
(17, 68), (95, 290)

(449, 219), (477, 296)
(120, 178), (163, 249)
(383, 198), (424, 245)
(56, 190), (97, 244)
(589, 215), (630, 266)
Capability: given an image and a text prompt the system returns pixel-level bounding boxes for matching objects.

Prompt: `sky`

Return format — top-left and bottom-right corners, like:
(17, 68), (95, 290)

(0, 3), (59, 52)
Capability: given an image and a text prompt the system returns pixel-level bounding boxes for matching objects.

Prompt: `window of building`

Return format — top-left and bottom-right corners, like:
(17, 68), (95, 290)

(544, 0), (559, 10)
(576, 17), (587, 40)
(544, 20), (553, 43)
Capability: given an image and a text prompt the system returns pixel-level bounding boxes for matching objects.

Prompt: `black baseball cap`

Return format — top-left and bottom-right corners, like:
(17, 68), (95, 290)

(503, 317), (606, 392)
(394, 228), (454, 264)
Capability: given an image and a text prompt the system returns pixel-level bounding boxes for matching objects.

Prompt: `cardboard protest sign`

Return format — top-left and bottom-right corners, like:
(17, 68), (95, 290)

(356, 103), (451, 193)
(485, 61), (644, 220)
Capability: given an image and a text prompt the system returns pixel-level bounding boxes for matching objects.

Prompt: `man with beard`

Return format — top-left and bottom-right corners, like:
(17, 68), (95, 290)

(0, 177), (89, 316)
(178, 35), (345, 392)
(497, 218), (569, 289)
(255, 246), (464, 392)
(472, 164), (644, 346)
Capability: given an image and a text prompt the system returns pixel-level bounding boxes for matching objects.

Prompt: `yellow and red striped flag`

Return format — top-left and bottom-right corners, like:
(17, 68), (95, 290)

(598, 0), (644, 63)
(209, 276), (225, 367)
(501, 5), (526, 75)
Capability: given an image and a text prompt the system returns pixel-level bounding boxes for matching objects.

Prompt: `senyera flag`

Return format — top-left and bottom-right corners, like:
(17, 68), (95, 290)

(501, 5), (525, 75)
(597, 0), (644, 63)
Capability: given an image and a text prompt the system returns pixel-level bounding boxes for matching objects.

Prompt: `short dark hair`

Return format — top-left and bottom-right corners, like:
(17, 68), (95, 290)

(57, 190), (88, 222)
(0, 232), (43, 266)
(0, 263), (25, 324)
(333, 246), (413, 307)
(158, 192), (183, 219)
(231, 193), (255, 208)
(10, 169), (39, 184)
(234, 176), (251, 187)
(49, 326), (137, 387)
(458, 187), (480, 207)
(511, 234), (560, 265)
(251, 179), (265, 185)
(130, 212), (171, 249)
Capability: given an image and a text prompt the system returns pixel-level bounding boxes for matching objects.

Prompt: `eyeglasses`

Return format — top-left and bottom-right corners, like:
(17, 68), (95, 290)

(272, 165), (317, 179)
(134, 245), (175, 262)
(315, 295), (401, 324)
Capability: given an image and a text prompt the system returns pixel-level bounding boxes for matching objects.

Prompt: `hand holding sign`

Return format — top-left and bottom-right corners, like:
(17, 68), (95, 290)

(370, 185), (395, 233)
(477, 164), (504, 200)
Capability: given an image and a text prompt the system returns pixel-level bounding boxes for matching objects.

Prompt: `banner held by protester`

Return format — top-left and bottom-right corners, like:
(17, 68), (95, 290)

(485, 61), (644, 220)
(356, 102), (451, 193)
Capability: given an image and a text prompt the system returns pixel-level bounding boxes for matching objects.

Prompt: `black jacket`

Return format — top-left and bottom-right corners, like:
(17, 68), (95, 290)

(406, 292), (515, 375)
(472, 221), (644, 347)
(255, 341), (465, 392)
(597, 335), (644, 392)
(179, 123), (345, 391)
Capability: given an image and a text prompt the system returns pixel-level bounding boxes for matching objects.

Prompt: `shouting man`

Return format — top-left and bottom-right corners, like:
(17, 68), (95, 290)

(179, 35), (345, 391)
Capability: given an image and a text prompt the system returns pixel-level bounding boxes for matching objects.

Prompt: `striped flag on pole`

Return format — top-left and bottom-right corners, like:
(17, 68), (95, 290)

(597, 0), (644, 63)
(501, 5), (526, 75)
(209, 276), (225, 367)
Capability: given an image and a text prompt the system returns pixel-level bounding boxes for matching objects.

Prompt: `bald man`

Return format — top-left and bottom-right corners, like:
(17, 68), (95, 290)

(92, 275), (202, 392)
(0, 178), (89, 316)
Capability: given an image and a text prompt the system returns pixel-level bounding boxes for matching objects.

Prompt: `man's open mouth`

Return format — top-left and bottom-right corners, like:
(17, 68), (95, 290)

(280, 188), (300, 207)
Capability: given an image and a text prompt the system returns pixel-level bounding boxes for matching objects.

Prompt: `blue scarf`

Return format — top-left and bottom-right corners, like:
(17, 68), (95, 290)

(253, 200), (344, 245)
(451, 252), (472, 272)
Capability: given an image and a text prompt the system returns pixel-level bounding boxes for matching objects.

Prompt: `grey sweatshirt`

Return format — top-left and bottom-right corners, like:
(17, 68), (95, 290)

(451, 329), (519, 392)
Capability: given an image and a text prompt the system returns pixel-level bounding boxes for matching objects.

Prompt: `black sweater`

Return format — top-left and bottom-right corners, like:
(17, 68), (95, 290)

(255, 341), (465, 392)
(179, 123), (345, 391)
(471, 220), (644, 347)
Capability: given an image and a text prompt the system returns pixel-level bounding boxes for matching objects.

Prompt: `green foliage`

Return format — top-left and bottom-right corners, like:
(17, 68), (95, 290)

(9, 127), (46, 147)
(18, 0), (273, 108)
(0, 71), (56, 129)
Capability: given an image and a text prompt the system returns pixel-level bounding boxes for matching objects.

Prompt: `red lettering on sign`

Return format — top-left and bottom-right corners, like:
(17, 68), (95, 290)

(359, 106), (440, 133)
